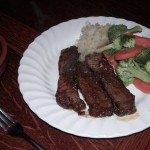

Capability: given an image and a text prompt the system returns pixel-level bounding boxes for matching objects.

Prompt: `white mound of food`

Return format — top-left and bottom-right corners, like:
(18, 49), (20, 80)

(76, 22), (111, 61)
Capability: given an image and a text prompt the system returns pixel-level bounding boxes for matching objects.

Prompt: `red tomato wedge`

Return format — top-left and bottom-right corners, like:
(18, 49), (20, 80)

(103, 52), (118, 70)
(112, 46), (144, 60)
(129, 34), (150, 47)
(107, 55), (118, 70)
(135, 36), (150, 47)
(133, 78), (150, 94)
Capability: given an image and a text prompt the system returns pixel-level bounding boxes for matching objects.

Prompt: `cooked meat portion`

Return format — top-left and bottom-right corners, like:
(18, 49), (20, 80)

(76, 62), (114, 117)
(56, 46), (86, 115)
(85, 53), (136, 116)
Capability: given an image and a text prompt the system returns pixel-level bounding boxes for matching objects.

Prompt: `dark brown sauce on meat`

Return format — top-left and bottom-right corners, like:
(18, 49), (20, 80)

(85, 53), (136, 116)
(56, 46), (136, 118)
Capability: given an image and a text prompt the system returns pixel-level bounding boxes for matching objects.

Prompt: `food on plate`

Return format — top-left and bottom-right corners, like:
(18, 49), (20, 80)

(97, 34), (137, 55)
(76, 22), (150, 93)
(116, 60), (150, 93)
(55, 46), (86, 115)
(76, 23), (111, 61)
(96, 25), (142, 54)
(117, 53), (150, 85)
(56, 47), (136, 117)
(134, 48), (150, 65)
(144, 61), (150, 73)
(108, 24), (142, 41)
(130, 34), (150, 47)
(110, 46), (143, 60)
(85, 53), (136, 116)
(56, 22), (150, 118)
(77, 62), (114, 117)
(133, 78), (150, 93)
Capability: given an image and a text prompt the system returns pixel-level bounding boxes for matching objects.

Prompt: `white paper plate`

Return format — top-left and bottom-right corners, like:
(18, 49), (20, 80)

(18, 16), (150, 138)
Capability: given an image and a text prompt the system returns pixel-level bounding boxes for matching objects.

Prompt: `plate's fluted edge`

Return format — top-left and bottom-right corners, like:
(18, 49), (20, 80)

(18, 16), (150, 138)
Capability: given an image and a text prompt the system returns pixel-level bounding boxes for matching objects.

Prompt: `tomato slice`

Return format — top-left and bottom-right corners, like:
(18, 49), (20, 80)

(129, 34), (150, 47)
(135, 36), (150, 47)
(133, 78), (150, 94)
(108, 55), (118, 70)
(103, 52), (117, 70)
(113, 46), (143, 60)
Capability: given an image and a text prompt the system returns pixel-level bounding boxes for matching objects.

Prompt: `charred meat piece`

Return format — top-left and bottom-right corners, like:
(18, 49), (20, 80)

(56, 46), (86, 115)
(76, 62), (114, 117)
(85, 53), (136, 116)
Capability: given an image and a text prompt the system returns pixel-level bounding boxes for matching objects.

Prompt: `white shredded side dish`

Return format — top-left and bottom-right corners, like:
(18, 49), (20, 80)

(76, 22), (111, 61)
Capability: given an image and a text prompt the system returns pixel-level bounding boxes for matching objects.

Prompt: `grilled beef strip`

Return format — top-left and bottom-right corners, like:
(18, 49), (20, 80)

(85, 53), (136, 116)
(56, 46), (86, 115)
(76, 62), (114, 117)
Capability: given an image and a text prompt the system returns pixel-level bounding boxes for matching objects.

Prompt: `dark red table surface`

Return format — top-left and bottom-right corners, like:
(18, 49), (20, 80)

(0, 0), (150, 150)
